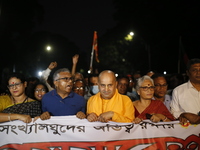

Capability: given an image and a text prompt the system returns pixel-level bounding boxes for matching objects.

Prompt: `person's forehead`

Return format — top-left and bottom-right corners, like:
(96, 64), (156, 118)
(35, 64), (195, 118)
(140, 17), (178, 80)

(75, 73), (82, 78)
(154, 77), (166, 83)
(36, 84), (45, 89)
(74, 81), (83, 87)
(59, 72), (71, 77)
(141, 80), (153, 85)
(90, 77), (98, 82)
(100, 77), (115, 84)
(191, 63), (200, 68)
(119, 78), (128, 83)
(9, 77), (21, 82)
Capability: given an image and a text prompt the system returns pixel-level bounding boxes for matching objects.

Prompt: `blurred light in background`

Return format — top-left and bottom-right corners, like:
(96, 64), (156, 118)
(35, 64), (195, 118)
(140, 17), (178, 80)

(38, 71), (43, 77)
(46, 46), (51, 51)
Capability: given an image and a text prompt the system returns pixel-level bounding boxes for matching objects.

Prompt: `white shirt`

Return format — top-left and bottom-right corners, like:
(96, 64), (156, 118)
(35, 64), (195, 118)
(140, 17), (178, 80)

(170, 81), (200, 119)
(164, 94), (172, 111)
(152, 94), (172, 111)
(41, 68), (54, 91)
(41, 68), (51, 81)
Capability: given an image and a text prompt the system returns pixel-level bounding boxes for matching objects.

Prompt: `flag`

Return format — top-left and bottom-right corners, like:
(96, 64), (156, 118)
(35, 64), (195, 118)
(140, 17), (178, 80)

(92, 31), (99, 63)
(179, 36), (189, 65)
(178, 36), (189, 73)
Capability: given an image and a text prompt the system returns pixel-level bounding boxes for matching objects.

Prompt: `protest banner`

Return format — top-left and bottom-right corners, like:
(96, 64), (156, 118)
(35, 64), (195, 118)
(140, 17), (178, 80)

(0, 116), (199, 149)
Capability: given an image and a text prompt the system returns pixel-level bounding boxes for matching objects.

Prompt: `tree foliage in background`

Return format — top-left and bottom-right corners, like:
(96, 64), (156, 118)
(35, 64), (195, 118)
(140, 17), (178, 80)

(98, 0), (200, 74)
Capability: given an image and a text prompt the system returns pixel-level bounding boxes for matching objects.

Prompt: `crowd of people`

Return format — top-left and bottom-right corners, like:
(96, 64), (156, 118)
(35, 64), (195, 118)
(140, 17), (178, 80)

(0, 55), (200, 125)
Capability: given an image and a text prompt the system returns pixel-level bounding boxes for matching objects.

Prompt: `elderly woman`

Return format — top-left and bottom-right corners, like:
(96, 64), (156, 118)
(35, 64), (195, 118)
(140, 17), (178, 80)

(133, 75), (175, 123)
(0, 72), (50, 123)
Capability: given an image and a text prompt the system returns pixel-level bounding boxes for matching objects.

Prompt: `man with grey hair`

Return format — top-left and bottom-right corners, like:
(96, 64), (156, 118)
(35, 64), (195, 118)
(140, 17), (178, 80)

(42, 68), (86, 118)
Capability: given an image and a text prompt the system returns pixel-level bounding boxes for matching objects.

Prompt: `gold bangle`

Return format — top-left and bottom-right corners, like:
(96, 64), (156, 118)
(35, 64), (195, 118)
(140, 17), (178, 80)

(8, 113), (11, 122)
(163, 117), (167, 122)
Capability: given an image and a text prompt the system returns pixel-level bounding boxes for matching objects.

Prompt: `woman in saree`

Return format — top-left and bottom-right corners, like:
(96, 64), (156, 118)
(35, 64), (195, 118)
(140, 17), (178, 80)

(133, 75), (175, 123)
(0, 72), (50, 123)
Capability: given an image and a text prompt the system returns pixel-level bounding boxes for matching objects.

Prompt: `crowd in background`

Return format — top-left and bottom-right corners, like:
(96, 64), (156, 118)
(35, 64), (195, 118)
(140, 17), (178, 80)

(0, 55), (199, 125)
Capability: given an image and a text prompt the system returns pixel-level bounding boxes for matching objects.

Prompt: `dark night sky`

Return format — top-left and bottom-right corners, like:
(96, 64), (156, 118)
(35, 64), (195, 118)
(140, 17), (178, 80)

(1, 0), (200, 77)
(34, 0), (117, 51)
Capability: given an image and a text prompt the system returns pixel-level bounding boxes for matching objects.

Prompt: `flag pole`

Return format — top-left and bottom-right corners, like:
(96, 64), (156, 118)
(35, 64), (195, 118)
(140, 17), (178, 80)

(89, 31), (99, 73)
(178, 36), (181, 74)
(89, 42), (95, 73)
(89, 31), (96, 73)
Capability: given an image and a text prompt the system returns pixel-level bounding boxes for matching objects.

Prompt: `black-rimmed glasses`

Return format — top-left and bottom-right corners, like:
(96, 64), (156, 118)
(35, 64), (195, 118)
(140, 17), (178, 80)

(155, 84), (168, 88)
(35, 89), (46, 93)
(7, 82), (22, 89)
(73, 87), (84, 91)
(140, 86), (155, 91)
(56, 77), (73, 82)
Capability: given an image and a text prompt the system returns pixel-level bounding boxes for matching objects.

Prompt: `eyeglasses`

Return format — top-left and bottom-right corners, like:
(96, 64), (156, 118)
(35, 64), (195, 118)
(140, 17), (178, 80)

(73, 87), (84, 91)
(155, 84), (168, 88)
(7, 82), (22, 89)
(140, 86), (155, 91)
(56, 77), (73, 82)
(190, 69), (200, 73)
(35, 89), (46, 93)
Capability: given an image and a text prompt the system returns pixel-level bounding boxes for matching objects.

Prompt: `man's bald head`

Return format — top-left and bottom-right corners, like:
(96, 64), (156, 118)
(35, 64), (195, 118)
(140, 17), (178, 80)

(98, 70), (116, 82)
(98, 70), (117, 99)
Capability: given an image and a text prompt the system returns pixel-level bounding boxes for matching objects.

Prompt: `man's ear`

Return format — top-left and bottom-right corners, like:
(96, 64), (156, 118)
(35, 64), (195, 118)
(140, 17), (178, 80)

(186, 70), (190, 77)
(186, 70), (189, 76)
(137, 90), (140, 95)
(24, 81), (27, 87)
(97, 82), (100, 88)
(54, 81), (58, 88)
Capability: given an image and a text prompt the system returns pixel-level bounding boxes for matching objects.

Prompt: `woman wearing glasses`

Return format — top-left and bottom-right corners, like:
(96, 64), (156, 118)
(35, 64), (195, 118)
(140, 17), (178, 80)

(133, 75), (175, 124)
(73, 79), (86, 97)
(0, 72), (50, 123)
(32, 82), (49, 101)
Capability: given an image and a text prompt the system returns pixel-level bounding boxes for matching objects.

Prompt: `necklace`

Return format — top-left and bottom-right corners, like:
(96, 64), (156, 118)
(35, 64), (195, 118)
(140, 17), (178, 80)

(12, 96), (28, 105)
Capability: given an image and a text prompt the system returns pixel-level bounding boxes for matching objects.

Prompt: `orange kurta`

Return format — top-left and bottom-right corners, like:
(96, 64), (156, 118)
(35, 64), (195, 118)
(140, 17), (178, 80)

(87, 89), (135, 123)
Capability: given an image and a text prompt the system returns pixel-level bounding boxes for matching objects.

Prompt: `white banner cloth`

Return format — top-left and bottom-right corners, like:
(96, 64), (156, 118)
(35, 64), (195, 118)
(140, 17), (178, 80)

(0, 116), (200, 149)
